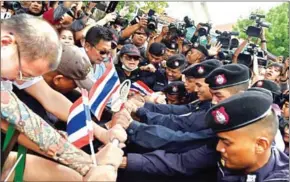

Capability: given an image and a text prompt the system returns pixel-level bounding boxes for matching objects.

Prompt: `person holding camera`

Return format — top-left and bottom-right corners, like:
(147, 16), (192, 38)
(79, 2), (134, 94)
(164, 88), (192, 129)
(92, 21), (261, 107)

(120, 15), (149, 59)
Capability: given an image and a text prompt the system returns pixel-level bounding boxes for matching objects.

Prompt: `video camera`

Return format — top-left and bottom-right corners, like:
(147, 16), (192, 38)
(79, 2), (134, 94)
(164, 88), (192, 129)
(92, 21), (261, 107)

(184, 16), (194, 28)
(198, 22), (212, 36)
(246, 14), (271, 38)
(2, 1), (21, 12)
(130, 9), (158, 32)
(215, 30), (239, 64)
(168, 22), (187, 40)
(215, 30), (239, 49)
(237, 43), (268, 67)
(218, 50), (235, 65)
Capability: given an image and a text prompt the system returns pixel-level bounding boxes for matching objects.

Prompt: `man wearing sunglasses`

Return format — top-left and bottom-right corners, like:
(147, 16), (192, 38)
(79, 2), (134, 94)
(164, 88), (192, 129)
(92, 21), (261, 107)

(80, 26), (114, 90)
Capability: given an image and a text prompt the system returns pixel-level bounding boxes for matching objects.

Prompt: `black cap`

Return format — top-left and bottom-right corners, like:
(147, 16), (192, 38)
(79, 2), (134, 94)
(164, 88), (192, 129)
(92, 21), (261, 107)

(166, 54), (186, 69)
(163, 81), (187, 95)
(149, 43), (166, 57)
(205, 90), (273, 133)
(247, 87), (273, 98)
(162, 39), (178, 50)
(205, 64), (250, 90)
(183, 59), (222, 78)
(190, 43), (208, 57)
(252, 80), (281, 95)
(119, 44), (141, 57)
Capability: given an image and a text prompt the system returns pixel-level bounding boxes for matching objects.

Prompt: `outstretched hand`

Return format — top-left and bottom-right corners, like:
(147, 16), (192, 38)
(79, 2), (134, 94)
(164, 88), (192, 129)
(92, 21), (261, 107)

(208, 41), (222, 56)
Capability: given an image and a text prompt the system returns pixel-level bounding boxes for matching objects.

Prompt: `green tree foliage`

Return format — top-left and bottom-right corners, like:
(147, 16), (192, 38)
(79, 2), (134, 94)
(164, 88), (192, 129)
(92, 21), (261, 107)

(233, 3), (289, 57)
(116, 1), (168, 20)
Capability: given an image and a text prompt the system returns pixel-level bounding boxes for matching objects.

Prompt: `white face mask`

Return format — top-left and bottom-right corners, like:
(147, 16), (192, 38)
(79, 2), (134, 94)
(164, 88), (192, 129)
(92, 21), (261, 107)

(122, 64), (137, 72)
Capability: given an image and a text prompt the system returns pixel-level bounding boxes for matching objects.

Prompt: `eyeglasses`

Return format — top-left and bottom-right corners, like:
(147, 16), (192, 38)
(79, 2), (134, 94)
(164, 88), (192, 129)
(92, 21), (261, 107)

(16, 42), (35, 81)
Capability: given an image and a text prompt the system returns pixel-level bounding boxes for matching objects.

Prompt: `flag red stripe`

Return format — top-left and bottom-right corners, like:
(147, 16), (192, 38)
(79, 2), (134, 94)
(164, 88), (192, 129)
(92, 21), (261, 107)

(72, 134), (90, 149)
(69, 97), (83, 113)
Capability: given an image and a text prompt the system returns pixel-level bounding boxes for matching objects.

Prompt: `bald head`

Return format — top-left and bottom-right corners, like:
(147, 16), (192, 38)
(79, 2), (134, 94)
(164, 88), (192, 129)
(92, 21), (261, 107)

(1, 14), (62, 69)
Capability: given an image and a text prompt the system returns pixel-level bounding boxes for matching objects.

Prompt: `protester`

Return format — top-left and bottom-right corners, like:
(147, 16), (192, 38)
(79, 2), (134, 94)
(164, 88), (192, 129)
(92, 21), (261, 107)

(1, 14), (126, 181)
(1, 2), (289, 181)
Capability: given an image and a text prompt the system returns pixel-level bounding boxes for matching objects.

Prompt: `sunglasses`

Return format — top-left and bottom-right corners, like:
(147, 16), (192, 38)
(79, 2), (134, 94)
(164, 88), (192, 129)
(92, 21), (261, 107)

(92, 45), (111, 56)
(123, 54), (140, 61)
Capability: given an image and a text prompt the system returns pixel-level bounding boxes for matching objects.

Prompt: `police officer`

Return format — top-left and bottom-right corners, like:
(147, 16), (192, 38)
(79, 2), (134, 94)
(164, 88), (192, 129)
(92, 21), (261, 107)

(151, 54), (187, 92)
(133, 59), (222, 132)
(185, 43), (208, 65)
(163, 81), (188, 105)
(112, 60), (222, 153)
(162, 39), (179, 60)
(119, 91), (289, 182)
(206, 90), (289, 182)
(119, 64), (251, 152)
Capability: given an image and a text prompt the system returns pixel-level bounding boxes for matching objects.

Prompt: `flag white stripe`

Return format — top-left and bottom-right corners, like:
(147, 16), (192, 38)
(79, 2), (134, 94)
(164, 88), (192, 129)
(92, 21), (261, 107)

(67, 104), (84, 124)
(68, 126), (89, 143)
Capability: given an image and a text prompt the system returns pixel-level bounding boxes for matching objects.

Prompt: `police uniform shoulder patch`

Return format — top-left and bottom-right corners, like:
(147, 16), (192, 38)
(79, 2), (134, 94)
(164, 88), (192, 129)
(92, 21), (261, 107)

(215, 74), (227, 85)
(211, 106), (229, 125)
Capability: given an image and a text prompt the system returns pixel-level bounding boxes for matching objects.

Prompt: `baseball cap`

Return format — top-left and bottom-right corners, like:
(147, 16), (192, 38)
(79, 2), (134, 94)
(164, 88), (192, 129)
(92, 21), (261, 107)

(57, 44), (94, 90)
(119, 44), (141, 57)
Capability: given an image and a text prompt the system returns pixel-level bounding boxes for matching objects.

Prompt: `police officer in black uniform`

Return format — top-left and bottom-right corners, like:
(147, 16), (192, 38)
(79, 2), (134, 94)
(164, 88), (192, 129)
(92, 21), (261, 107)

(163, 81), (189, 105)
(152, 54), (187, 92)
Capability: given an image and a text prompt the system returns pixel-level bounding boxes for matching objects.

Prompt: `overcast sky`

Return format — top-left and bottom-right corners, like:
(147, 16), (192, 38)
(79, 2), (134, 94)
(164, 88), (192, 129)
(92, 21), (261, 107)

(166, 2), (283, 25)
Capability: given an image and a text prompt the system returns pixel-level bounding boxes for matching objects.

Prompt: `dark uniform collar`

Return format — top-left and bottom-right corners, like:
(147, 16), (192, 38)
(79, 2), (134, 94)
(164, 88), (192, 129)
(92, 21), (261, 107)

(218, 147), (289, 182)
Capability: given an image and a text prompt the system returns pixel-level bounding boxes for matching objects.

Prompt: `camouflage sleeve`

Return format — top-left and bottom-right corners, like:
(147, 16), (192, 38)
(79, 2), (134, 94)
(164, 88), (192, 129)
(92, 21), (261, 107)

(0, 90), (93, 176)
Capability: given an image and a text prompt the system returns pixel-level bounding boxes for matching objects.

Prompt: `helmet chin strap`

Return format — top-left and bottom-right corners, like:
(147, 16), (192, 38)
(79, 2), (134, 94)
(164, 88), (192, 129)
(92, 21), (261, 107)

(122, 64), (137, 72)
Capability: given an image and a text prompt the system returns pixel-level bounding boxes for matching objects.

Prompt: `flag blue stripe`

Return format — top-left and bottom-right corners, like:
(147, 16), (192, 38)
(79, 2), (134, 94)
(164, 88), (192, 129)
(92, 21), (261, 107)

(67, 111), (86, 135)
(90, 73), (118, 115)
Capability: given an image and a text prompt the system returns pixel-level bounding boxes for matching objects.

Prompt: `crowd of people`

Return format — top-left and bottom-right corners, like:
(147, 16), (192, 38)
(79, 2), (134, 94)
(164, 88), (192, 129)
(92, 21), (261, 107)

(1, 1), (289, 181)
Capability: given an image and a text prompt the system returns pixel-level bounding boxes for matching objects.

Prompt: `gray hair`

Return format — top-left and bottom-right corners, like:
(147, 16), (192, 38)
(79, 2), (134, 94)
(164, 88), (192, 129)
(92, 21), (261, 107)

(1, 14), (62, 70)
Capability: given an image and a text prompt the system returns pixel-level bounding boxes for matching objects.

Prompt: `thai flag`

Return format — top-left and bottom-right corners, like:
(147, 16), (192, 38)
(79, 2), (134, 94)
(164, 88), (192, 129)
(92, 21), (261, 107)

(130, 80), (154, 96)
(88, 62), (120, 121)
(67, 60), (120, 148)
(66, 96), (91, 148)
